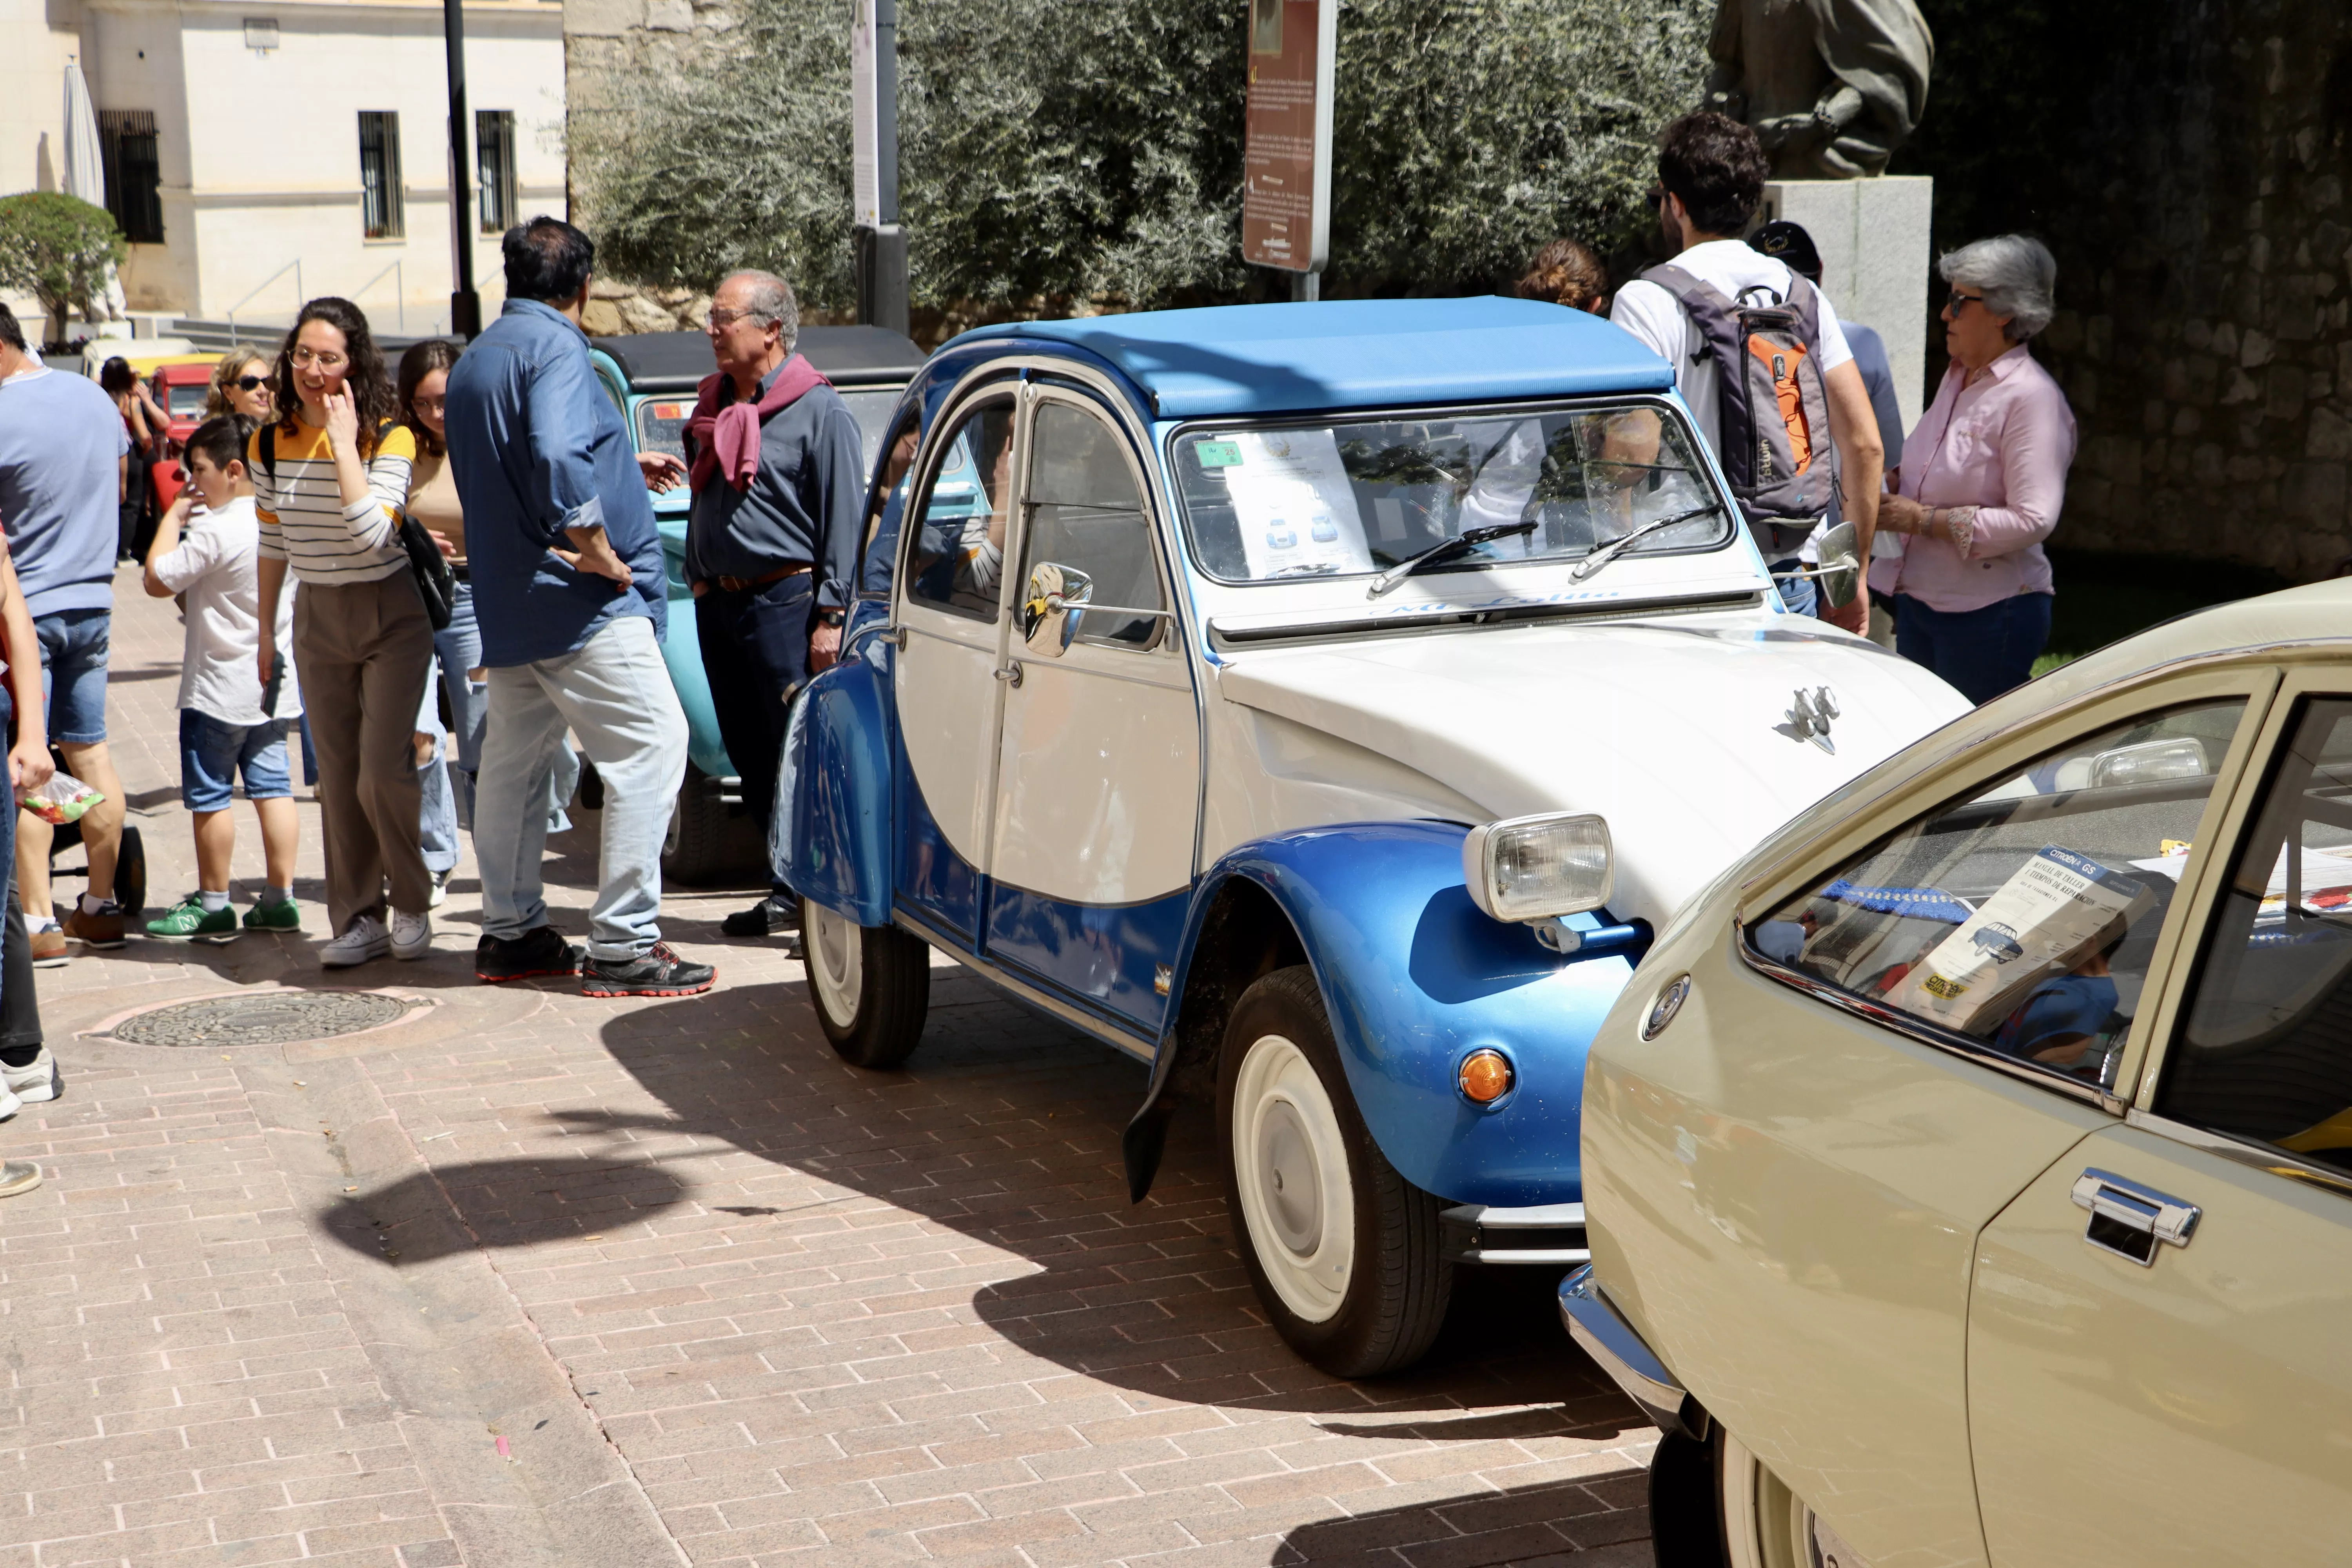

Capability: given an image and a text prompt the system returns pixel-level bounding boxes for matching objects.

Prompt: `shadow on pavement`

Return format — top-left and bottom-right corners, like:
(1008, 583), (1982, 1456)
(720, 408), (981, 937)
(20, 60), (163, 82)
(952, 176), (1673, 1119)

(1271, 1468), (1651, 1564)
(325, 970), (1645, 1427)
(323, 1156), (695, 1265)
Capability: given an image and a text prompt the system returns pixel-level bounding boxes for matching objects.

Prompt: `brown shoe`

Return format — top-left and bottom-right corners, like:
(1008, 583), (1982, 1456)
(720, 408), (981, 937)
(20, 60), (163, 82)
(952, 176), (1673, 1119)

(62, 904), (125, 950)
(29, 927), (67, 969)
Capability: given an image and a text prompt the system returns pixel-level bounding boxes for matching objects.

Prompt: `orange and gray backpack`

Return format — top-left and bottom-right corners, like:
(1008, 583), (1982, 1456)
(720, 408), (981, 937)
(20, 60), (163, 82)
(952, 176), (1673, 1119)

(1640, 264), (1837, 556)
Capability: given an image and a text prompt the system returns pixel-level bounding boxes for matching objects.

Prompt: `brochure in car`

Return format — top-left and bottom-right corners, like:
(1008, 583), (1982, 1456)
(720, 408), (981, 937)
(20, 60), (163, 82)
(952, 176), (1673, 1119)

(1892, 846), (2155, 1034)
(1216, 430), (1376, 579)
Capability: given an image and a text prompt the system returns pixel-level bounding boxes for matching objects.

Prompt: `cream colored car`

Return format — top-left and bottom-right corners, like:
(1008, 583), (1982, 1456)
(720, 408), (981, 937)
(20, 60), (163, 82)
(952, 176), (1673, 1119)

(1564, 580), (2352, 1568)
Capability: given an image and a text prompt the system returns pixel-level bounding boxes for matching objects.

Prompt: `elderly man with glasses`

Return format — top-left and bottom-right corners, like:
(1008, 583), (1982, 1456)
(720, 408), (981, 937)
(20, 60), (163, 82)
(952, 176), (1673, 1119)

(683, 270), (865, 944)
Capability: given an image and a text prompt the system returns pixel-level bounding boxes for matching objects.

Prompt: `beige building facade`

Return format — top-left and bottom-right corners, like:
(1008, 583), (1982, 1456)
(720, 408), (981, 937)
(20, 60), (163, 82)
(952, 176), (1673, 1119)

(3, 0), (565, 335)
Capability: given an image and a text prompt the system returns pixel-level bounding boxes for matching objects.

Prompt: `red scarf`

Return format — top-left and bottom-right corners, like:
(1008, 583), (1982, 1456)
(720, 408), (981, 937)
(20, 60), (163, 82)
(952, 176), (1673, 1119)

(687, 355), (830, 492)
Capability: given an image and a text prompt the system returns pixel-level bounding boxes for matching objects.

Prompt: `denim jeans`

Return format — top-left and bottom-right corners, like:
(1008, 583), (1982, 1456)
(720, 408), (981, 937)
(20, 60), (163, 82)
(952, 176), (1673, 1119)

(414, 697), (459, 877)
(695, 573), (813, 902)
(434, 581), (487, 828)
(475, 615), (686, 959)
(1893, 591), (2054, 706)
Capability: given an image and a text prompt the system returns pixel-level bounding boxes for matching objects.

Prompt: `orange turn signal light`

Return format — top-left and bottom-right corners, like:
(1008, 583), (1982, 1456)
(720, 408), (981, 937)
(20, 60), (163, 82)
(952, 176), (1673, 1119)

(1458, 1049), (1514, 1104)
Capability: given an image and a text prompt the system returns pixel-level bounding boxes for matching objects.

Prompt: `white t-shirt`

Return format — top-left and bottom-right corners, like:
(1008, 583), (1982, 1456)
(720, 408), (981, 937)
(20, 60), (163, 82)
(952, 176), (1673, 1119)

(1609, 239), (1855, 462)
(149, 495), (302, 726)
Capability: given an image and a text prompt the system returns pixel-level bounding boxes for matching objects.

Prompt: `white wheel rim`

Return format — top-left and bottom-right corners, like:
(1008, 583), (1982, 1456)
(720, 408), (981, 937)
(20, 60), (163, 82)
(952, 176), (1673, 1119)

(805, 903), (863, 1027)
(1721, 1431), (1830, 1568)
(1230, 1032), (1355, 1323)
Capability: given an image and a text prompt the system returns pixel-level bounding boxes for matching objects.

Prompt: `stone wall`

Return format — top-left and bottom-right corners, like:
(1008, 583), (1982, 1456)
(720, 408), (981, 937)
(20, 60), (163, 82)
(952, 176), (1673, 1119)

(2022, 2), (2352, 579)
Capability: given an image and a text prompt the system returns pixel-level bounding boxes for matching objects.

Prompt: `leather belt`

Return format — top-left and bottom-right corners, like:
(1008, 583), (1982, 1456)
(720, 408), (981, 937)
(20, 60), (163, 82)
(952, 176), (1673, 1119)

(702, 563), (811, 595)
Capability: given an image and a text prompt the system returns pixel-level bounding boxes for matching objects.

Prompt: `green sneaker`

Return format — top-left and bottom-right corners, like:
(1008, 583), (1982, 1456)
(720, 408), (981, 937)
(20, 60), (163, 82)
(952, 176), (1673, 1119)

(147, 894), (240, 944)
(243, 897), (301, 934)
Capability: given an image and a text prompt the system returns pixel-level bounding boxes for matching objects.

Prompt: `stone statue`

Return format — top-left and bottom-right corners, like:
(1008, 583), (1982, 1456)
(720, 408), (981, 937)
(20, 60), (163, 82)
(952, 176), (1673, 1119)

(1704, 0), (1934, 179)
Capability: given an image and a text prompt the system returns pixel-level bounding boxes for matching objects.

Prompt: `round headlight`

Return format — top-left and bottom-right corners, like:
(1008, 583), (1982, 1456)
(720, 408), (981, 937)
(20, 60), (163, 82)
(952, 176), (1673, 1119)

(1458, 1048), (1514, 1105)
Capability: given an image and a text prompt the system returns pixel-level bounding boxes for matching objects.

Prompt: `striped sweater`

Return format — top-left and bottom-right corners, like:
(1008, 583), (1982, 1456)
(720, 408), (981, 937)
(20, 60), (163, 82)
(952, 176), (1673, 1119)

(249, 420), (415, 585)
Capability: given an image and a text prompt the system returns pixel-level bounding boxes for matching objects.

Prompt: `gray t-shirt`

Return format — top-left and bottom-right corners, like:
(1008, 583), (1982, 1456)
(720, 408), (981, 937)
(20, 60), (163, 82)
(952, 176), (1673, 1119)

(0, 367), (128, 617)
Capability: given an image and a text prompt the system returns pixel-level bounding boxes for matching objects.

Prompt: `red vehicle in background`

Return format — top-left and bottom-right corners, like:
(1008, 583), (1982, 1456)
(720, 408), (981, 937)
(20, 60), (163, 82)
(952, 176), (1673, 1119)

(146, 360), (216, 512)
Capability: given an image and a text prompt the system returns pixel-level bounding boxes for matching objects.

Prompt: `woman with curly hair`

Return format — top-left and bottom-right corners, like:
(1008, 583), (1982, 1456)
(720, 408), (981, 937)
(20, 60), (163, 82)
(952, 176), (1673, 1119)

(1514, 237), (1610, 314)
(250, 296), (436, 967)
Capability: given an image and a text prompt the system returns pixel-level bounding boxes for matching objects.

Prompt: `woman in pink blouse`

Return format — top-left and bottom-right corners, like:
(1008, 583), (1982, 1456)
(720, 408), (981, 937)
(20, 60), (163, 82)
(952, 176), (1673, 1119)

(1873, 234), (2076, 704)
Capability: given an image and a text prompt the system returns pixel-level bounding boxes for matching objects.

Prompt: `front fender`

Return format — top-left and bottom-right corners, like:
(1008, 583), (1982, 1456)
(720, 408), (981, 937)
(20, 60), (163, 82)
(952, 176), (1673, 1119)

(777, 630), (896, 926)
(1183, 822), (1638, 1207)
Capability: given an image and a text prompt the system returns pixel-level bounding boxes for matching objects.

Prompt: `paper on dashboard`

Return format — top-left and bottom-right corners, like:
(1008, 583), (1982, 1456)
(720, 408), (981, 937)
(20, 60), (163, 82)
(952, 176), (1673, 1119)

(1891, 845), (2154, 1034)
(1217, 429), (1375, 579)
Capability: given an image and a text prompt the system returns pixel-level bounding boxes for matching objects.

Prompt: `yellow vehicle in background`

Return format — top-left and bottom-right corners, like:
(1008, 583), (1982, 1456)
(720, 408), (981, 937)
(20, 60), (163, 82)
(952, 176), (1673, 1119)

(1568, 579), (2352, 1567)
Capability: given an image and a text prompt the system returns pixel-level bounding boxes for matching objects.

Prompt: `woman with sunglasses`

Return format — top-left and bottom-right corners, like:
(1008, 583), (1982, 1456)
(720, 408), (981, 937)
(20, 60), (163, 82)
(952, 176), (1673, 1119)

(1873, 234), (2075, 705)
(250, 297), (436, 966)
(204, 351), (274, 421)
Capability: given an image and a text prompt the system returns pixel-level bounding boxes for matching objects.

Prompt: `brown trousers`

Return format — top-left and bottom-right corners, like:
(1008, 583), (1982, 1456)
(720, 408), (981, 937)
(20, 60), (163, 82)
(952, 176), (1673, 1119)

(294, 573), (435, 934)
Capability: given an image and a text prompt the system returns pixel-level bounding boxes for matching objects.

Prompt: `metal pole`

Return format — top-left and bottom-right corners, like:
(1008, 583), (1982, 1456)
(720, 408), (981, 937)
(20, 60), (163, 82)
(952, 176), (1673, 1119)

(443, 0), (482, 339)
(854, 0), (907, 336)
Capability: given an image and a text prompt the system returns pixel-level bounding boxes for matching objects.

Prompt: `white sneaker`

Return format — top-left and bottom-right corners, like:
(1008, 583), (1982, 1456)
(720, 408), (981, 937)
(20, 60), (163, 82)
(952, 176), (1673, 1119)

(321, 915), (391, 968)
(428, 870), (449, 909)
(1, 1049), (60, 1104)
(390, 909), (432, 960)
(0, 1083), (19, 1123)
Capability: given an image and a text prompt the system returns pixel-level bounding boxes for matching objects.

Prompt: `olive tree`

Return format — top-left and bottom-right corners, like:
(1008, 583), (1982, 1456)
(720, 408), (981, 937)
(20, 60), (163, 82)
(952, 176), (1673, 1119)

(0, 193), (126, 347)
(573, 0), (1709, 314)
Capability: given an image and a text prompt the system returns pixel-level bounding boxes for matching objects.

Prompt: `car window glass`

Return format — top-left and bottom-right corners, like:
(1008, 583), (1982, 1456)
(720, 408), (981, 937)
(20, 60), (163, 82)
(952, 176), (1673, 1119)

(904, 399), (1015, 622)
(1022, 400), (1161, 648)
(635, 397), (688, 459)
(1170, 403), (1727, 584)
(2161, 698), (2352, 1178)
(1751, 701), (2246, 1094)
(861, 409), (920, 597)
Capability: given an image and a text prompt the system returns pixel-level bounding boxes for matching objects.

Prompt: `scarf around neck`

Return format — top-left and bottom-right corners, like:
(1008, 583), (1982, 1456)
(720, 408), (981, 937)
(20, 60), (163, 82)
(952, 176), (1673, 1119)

(688, 354), (830, 492)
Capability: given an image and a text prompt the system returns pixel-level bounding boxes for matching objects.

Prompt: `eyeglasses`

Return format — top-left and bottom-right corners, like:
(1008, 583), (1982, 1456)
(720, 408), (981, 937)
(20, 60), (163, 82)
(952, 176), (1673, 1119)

(289, 345), (347, 369)
(234, 374), (270, 392)
(705, 307), (769, 333)
(1944, 290), (1987, 314)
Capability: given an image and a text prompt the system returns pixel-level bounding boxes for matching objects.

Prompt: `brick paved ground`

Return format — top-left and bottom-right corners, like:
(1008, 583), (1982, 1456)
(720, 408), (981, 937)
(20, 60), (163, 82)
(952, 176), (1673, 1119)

(0, 571), (1656, 1567)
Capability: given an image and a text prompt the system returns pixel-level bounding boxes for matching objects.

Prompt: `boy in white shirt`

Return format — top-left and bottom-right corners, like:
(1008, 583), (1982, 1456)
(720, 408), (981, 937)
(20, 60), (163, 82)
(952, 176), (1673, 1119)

(142, 415), (303, 941)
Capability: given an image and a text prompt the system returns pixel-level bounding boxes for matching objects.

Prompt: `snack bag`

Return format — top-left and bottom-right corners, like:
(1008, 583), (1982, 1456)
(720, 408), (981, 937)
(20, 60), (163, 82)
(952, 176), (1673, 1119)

(18, 772), (103, 826)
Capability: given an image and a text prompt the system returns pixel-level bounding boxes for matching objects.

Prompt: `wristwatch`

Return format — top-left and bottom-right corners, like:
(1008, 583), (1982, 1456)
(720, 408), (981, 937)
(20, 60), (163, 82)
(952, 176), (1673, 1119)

(815, 608), (846, 628)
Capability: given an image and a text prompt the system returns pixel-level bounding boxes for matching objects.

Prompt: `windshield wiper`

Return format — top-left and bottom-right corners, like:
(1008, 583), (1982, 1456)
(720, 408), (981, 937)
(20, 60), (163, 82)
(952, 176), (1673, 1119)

(1568, 504), (1722, 583)
(1365, 521), (1538, 599)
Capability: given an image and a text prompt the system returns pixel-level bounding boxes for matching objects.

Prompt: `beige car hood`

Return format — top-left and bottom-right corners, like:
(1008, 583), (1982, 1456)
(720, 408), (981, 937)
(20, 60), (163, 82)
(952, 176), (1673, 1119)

(1216, 618), (1971, 927)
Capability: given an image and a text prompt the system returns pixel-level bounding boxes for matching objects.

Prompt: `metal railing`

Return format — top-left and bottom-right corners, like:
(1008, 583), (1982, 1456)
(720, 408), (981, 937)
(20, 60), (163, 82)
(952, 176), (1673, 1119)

(350, 258), (404, 336)
(224, 259), (302, 347)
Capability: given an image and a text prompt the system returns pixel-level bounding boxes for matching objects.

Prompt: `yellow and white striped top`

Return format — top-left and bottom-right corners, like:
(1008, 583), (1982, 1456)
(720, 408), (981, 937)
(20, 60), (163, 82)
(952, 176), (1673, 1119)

(249, 419), (415, 586)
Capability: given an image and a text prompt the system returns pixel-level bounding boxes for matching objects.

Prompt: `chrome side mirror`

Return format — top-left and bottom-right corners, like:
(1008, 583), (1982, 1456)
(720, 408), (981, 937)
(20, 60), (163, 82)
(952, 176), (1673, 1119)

(1813, 520), (1860, 610)
(1019, 560), (1176, 656)
(1020, 562), (1093, 659)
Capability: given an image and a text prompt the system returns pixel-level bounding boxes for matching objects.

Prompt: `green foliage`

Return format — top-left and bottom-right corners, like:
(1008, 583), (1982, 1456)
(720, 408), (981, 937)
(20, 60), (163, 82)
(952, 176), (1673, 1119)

(0, 192), (125, 345)
(577, 0), (1710, 313)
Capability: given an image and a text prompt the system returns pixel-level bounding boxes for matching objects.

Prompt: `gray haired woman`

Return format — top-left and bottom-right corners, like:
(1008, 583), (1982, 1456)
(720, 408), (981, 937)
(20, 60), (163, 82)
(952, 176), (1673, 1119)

(1872, 234), (2076, 704)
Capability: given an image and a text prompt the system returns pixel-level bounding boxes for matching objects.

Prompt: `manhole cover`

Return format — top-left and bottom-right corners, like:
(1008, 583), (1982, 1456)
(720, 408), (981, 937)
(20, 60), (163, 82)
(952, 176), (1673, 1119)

(112, 992), (418, 1048)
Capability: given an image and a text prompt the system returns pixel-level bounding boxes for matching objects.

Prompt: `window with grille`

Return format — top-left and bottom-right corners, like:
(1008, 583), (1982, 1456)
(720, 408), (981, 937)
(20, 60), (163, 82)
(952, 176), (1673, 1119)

(97, 110), (163, 244)
(357, 111), (404, 240)
(475, 110), (517, 235)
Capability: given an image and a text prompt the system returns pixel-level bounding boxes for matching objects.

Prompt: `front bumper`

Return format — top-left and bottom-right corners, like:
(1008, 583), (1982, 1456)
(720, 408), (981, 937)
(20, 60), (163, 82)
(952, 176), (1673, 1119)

(1440, 1201), (1588, 1265)
(1557, 1264), (1707, 1440)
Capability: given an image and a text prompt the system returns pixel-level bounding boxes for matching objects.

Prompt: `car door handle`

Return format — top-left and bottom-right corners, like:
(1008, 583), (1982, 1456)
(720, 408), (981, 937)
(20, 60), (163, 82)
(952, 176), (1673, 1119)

(2070, 1168), (2200, 1266)
(994, 661), (1022, 688)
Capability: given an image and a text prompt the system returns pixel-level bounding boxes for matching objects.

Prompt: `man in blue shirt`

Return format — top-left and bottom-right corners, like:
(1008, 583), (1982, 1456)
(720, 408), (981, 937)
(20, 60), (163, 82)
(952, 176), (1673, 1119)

(443, 217), (713, 997)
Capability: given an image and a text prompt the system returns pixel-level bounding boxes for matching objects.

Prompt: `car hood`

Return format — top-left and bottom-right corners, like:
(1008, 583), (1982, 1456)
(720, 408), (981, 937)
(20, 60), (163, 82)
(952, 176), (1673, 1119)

(1215, 617), (1971, 928)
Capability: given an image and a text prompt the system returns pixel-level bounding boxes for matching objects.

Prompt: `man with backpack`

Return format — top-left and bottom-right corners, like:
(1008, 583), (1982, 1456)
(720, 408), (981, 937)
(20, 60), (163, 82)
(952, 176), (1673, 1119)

(1610, 111), (1883, 632)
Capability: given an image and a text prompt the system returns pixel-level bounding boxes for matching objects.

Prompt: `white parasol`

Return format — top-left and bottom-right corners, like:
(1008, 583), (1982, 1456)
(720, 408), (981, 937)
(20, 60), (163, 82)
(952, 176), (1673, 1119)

(60, 60), (126, 324)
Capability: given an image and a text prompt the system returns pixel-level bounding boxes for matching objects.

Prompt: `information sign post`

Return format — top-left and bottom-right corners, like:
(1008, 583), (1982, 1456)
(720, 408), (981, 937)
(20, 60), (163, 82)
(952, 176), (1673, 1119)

(1241, 0), (1335, 301)
(851, 0), (907, 335)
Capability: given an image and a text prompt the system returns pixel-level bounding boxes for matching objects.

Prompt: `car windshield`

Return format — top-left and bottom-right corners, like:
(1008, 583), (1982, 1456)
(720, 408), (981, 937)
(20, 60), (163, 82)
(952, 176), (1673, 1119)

(1172, 403), (1733, 585)
(166, 383), (209, 417)
(635, 387), (905, 486)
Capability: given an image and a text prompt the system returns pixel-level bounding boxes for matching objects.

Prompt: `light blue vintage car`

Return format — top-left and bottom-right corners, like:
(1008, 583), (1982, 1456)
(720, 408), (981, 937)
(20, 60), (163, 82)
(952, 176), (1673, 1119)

(588, 327), (927, 881)
(779, 298), (1968, 1376)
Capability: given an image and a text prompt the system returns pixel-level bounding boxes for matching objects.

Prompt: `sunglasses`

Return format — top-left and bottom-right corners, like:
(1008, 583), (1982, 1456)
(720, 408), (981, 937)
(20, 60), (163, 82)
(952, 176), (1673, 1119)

(235, 374), (270, 392)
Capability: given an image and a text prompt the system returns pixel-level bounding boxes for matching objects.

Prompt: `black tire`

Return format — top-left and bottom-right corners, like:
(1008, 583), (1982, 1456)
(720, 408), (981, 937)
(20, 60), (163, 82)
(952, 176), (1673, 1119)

(662, 764), (760, 887)
(114, 824), (145, 922)
(1216, 965), (1452, 1378)
(1650, 1429), (1730, 1568)
(799, 896), (931, 1069)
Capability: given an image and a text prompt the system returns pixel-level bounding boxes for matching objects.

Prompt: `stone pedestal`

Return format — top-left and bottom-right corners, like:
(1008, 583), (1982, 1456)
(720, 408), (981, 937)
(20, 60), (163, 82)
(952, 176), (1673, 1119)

(1760, 176), (1935, 433)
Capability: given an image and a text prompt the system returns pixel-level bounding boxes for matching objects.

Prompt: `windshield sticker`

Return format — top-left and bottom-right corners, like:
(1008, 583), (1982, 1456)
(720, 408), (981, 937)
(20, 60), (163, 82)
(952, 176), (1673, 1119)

(1195, 440), (1243, 469)
(1222, 430), (1377, 580)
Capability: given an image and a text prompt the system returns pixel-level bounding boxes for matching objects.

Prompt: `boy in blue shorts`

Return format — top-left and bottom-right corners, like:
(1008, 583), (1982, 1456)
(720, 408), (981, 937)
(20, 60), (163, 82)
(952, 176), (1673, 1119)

(142, 415), (303, 940)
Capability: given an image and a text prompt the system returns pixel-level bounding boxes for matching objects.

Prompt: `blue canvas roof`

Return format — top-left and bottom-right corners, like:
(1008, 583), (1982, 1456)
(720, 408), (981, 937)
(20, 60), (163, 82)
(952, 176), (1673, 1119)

(958, 296), (1674, 418)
